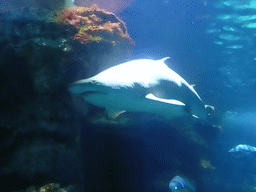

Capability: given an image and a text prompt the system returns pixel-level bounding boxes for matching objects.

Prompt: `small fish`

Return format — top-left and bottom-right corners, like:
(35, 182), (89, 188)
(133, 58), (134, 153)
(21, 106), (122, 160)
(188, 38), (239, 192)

(169, 176), (196, 191)
(229, 144), (256, 153)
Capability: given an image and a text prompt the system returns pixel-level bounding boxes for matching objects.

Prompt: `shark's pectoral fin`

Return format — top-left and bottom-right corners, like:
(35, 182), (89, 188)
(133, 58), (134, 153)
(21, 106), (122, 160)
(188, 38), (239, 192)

(106, 108), (126, 119)
(145, 93), (185, 106)
(145, 93), (189, 119)
(145, 93), (200, 119)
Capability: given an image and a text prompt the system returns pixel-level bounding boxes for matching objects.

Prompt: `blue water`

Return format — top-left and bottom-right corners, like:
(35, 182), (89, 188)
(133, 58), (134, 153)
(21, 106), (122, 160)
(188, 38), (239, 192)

(80, 0), (256, 191)
(1, 0), (256, 191)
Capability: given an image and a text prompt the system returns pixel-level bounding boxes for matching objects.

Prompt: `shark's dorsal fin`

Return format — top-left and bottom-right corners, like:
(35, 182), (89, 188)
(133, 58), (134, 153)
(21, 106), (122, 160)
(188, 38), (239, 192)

(159, 57), (171, 63)
(106, 109), (126, 119)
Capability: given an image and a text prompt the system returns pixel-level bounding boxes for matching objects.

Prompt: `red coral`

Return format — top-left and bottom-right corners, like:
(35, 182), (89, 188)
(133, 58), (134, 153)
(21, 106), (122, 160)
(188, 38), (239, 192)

(59, 10), (82, 26)
(54, 4), (132, 45)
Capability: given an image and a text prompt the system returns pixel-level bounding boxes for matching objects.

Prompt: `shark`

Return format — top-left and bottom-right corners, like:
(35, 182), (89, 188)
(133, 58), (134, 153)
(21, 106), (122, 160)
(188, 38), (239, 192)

(68, 57), (208, 120)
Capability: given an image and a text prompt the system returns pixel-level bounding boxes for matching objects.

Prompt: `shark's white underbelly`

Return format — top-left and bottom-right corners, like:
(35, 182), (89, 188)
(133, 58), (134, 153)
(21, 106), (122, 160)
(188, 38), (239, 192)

(84, 90), (187, 119)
